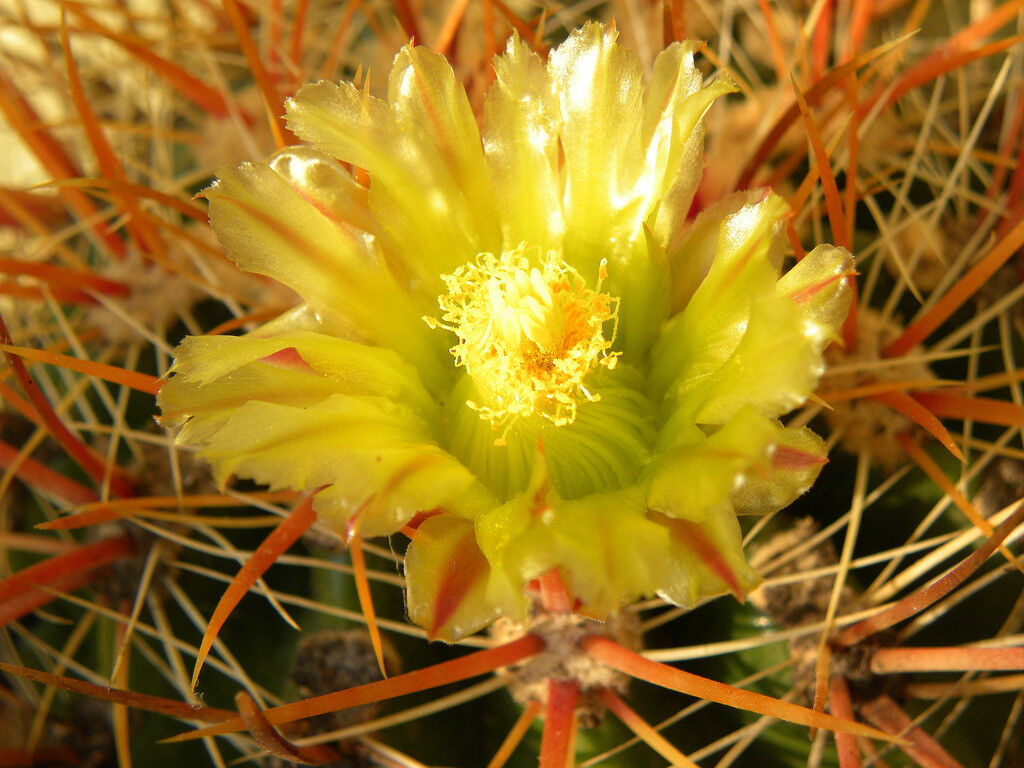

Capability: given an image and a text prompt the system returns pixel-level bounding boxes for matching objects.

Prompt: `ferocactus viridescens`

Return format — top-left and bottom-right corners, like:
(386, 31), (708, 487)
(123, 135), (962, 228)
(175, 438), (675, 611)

(159, 23), (853, 641)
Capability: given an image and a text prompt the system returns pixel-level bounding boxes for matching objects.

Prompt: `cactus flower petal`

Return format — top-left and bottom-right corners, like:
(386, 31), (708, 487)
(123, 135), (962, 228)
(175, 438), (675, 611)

(405, 515), (504, 642)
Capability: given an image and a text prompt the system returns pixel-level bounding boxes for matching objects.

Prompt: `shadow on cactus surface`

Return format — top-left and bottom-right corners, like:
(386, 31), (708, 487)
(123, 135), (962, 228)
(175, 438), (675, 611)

(0, 1), (1022, 767)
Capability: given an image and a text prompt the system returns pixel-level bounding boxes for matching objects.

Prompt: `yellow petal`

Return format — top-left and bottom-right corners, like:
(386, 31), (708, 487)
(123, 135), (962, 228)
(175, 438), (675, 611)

(287, 48), (501, 290)
(776, 243), (854, 352)
(656, 503), (761, 603)
(162, 330), (437, 415)
(732, 424), (828, 515)
(404, 515), (507, 641)
(688, 290), (824, 424)
(550, 22), (646, 256)
(159, 358), (344, 436)
(388, 45), (500, 254)
(203, 153), (447, 386)
(666, 189), (786, 313)
(646, 407), (776, 521)
(642, 43), (737, 249)
(182, 393), (490, 538)
(650, 191), (789, 403)
(483, 33), (563, 251)
(604, 224), (672, 360)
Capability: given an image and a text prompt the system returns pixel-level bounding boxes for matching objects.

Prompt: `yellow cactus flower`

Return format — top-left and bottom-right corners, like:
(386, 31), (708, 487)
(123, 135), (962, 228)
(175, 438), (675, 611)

(158, 23), (852, 641)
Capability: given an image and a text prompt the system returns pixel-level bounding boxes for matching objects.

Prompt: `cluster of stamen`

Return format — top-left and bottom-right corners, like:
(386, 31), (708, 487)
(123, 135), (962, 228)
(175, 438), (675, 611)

(427, 244), (619, 427)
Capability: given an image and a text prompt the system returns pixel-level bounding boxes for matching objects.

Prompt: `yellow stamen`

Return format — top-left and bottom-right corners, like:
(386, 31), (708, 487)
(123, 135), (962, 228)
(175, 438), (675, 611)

(427, 244), (619, 427)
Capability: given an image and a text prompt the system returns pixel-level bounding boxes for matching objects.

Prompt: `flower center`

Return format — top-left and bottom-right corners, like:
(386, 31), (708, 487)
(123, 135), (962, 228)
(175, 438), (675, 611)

(428, 244), (619, 427)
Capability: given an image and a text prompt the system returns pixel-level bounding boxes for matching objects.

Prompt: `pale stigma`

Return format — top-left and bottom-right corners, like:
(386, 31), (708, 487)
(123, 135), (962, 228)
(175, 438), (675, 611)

(427, 244), (619, 427)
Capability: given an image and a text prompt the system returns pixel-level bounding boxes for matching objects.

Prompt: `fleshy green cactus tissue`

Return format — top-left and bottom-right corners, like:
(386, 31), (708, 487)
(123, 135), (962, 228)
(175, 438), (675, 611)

(158, 23), (853, 641)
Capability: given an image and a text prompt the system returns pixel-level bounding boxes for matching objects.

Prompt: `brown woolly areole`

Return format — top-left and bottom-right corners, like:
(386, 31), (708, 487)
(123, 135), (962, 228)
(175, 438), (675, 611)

(749, 519), (878, 703)
(490, 608), (641, 727)
(822, 308), (937, 467)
